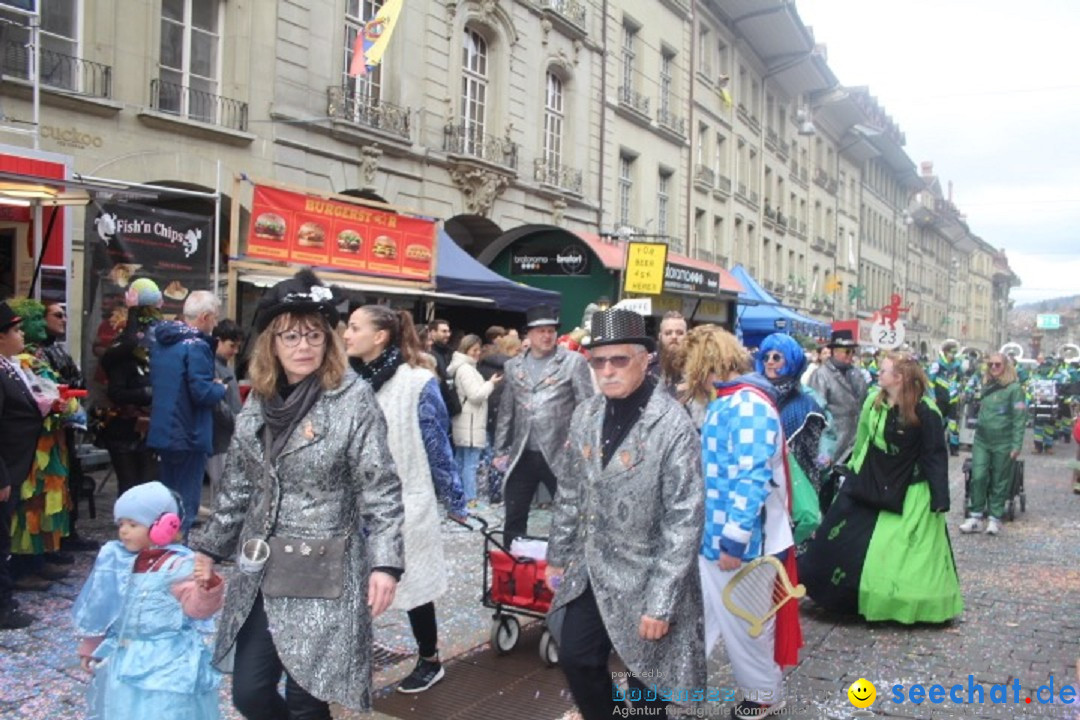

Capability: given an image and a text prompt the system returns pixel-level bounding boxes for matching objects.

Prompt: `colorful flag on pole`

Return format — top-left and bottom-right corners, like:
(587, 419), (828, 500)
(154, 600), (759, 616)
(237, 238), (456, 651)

(348, 0), (405, 78)
(825, 276), (842, 294)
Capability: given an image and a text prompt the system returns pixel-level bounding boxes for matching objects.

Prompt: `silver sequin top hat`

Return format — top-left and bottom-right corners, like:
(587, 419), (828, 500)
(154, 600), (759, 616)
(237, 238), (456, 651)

(525, 304), (560, 328)
(584, 308), (655, 353)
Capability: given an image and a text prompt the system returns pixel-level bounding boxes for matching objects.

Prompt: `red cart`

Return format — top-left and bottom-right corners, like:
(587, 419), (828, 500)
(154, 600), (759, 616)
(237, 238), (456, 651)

(465, 515), (559, 666)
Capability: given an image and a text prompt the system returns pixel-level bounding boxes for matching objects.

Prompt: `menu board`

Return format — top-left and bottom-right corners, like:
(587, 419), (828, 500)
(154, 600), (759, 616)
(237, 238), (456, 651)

(246, 185), (436, 284)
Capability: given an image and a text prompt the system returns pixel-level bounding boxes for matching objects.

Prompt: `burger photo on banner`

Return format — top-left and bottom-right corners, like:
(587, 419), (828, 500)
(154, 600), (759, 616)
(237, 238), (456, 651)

(246, 185), (435, 283)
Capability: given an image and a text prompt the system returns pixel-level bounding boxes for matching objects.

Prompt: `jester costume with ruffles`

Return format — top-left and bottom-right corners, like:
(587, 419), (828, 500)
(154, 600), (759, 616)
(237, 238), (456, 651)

(10, 352), (78, 554)
(799, 388), (964, 623)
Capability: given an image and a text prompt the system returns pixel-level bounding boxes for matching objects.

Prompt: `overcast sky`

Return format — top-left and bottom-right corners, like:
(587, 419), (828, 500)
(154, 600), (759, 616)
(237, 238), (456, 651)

(795, 0), (1080, 305)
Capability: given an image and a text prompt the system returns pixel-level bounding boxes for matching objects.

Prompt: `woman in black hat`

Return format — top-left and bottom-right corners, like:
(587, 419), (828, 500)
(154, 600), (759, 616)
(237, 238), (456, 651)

(191, 270), (405, 718)
(0, 304), (43, 627)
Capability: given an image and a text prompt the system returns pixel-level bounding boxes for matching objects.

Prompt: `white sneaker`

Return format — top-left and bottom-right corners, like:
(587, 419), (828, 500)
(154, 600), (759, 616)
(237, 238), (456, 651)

(959, 517), (982, 534)
(985, 517), (1002, 536)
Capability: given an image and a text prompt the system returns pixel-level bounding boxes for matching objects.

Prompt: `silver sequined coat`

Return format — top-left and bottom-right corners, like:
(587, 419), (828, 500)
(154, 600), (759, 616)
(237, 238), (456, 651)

(494, 345), (594, 476)
(191, 372), (404, 711)
(808, 358), (869, 463)
(547, 388), (706, 693)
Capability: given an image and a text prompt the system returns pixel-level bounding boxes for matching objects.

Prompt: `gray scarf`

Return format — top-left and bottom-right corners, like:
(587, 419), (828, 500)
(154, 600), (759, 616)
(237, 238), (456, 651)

(261, 373), (323, 460)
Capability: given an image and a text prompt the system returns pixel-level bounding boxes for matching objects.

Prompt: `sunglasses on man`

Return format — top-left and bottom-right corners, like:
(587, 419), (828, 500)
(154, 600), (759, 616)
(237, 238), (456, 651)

(588, 355), (636, 370)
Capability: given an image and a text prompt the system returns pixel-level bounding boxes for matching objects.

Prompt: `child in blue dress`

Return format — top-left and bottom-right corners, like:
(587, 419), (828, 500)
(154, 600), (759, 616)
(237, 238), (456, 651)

(73, 481), (224, 719)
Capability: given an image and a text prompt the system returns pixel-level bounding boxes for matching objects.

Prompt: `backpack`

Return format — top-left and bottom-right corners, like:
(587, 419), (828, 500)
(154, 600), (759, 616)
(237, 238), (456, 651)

(440, 376), (462, 418)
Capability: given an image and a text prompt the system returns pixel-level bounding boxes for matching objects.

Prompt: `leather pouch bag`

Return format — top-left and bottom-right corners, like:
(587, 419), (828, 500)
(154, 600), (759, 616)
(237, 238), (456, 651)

(262, 535), (347, 599)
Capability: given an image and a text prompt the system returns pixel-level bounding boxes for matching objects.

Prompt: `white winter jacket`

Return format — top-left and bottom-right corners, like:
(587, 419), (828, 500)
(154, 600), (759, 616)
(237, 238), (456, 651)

(448, 351), (495, 448)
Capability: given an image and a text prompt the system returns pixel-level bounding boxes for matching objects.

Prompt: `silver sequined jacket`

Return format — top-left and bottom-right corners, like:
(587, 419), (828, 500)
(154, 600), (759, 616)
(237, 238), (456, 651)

(547, 387), (706, 694)
(494, 345), (594, 476)
(808, 358), (869, 463)
(191, 372), (404, 711)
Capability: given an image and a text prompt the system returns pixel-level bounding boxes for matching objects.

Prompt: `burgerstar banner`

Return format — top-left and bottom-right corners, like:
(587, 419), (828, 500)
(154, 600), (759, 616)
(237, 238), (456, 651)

(246, 185), (436, 284)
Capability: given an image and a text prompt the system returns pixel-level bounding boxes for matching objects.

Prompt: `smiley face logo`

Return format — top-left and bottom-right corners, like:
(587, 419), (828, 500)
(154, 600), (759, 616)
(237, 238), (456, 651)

(848, 678), (876, 708)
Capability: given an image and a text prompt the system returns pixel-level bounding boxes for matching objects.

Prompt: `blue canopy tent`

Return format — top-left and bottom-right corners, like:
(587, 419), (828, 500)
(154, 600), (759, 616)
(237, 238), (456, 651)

(731, 264), (830, 349)
(435, 229), (560, 312)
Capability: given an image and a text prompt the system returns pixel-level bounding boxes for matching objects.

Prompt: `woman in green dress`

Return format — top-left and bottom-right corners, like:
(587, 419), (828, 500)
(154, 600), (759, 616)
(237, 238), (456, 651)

(799, 352), (964, 624)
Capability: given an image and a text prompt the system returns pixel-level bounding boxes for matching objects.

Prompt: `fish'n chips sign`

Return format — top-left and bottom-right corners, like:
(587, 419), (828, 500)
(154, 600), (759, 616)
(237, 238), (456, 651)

(245, 184), (436, 284)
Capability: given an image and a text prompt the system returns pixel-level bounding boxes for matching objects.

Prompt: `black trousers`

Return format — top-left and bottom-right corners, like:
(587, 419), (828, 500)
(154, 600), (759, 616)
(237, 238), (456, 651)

(0, 496), (12, 611)
(559, 584), (670, 720)
(503, 450), (558, 544)
(407, 601), (438, 658)
(107, 447), (157, 495)
(232, 593), (331, 720)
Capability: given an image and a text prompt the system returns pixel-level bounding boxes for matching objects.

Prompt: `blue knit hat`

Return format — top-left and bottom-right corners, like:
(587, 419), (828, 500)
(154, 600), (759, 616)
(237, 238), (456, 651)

(114, 481), (179, 527)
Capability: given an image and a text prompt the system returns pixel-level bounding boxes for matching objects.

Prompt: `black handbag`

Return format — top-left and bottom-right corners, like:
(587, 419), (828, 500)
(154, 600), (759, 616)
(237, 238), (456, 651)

(262, 535), (347, 599)
(841, 463), (910, 514)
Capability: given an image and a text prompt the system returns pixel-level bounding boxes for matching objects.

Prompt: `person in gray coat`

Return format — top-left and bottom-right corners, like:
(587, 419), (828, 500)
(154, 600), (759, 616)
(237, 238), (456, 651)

(493, 304), (593, 542)
(808, 329), (868, 465)
(192, 271), (404, 718)
(545, 309), (706, 720)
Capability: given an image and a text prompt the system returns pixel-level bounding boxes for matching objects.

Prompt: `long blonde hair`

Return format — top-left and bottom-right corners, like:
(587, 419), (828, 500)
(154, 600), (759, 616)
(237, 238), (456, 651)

(248, 312), (348, 399)
(875, 352), (929, 427)
(982, 352), (1018, 387)
(680, 324), (750, 404)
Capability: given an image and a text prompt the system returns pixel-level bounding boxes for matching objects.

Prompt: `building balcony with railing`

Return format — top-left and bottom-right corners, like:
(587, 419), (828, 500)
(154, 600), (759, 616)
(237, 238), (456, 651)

(694, 164), (715, 190)
(765, 127), (778, 150)
(617, 86), (650, 116)
(444, 123), (519, 169)
(533, 158), (583, 194)
(327, 87), (410, 139)
(150, 78), (247, 131)
(657, 106), (686, 137)
(825, 241), (837, 257)
(2, 40), (111, 98)
(536, 0), (587, 32)
(811, 235), (826, 251)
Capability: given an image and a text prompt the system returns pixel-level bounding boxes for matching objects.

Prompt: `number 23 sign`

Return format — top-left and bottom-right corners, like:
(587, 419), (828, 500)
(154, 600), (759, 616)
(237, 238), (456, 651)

(871, 318), (906, 350)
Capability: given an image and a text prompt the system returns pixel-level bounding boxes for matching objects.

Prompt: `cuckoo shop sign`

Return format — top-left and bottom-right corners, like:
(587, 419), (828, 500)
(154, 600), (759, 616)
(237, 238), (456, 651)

(664, 261), (720, 295)
(246, 185), (437, 283)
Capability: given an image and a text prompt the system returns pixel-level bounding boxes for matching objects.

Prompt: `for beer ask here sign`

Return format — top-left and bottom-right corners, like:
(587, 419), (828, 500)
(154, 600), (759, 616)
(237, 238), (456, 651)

(623, 241), (668, 295)
(246, 185), (436, 284)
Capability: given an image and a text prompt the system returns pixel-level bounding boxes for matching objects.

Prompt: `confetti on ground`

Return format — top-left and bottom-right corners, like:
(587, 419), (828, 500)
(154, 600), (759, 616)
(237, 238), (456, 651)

(6, 451), (1079, 719)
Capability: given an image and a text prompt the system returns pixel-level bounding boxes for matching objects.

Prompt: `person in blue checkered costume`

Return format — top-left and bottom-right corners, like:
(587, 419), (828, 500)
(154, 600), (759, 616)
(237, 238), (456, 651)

(682, 325), (799, 720)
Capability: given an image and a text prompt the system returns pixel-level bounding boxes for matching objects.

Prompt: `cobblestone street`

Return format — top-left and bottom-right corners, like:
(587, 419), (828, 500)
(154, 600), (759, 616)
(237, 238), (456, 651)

(2, 440), (1078, 719)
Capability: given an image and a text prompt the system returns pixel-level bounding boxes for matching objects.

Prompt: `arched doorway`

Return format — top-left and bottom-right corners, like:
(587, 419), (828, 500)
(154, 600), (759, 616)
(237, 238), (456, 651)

(444, 214), (503, 257)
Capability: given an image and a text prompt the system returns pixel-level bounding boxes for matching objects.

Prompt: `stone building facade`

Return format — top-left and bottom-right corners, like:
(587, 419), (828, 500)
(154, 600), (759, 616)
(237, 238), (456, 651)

(0, 0), (1018, 354)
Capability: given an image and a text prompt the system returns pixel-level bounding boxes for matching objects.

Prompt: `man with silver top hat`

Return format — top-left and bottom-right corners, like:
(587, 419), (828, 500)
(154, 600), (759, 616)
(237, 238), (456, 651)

(808, 328), (869, 470)
(545, 308), (705, 720)
(493, 304), (593, 543)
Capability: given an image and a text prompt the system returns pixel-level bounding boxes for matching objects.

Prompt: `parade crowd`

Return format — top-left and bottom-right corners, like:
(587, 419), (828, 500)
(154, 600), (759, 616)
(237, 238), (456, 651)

(1, 271), (1078, 720)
